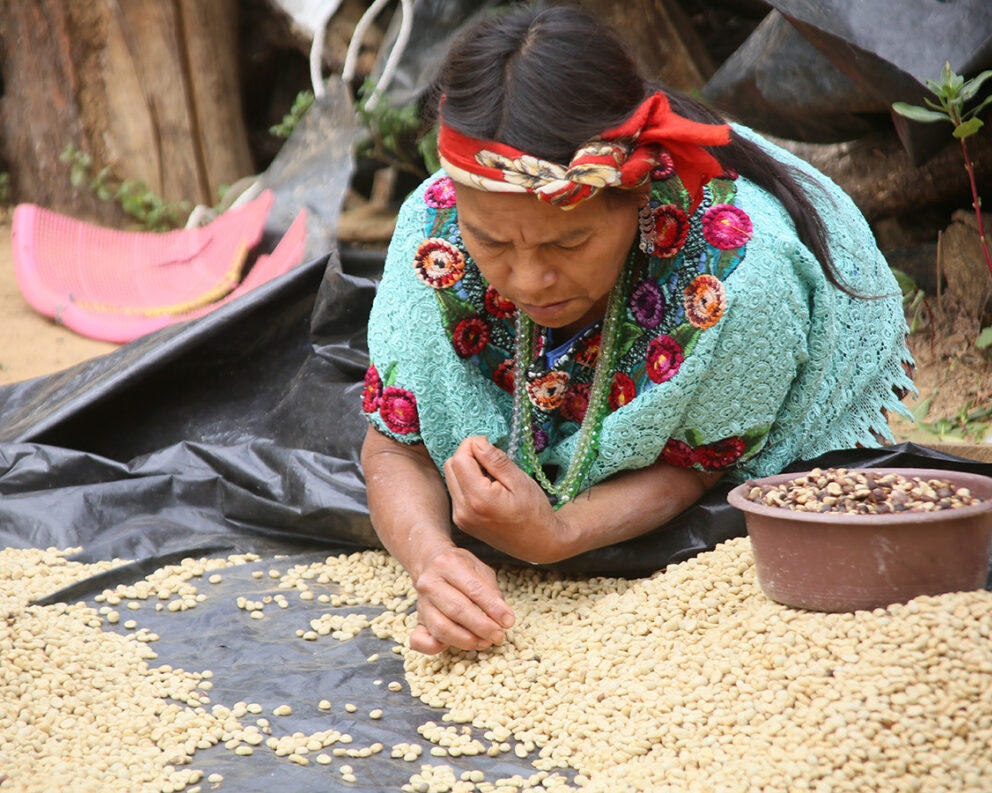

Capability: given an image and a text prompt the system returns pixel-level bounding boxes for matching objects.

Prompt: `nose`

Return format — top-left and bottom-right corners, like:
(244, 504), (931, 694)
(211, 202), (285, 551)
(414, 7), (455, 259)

(510, 249), (557, 298)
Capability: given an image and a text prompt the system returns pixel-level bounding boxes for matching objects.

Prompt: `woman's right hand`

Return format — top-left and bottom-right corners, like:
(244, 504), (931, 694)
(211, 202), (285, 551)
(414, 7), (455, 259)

(410, 547), (515, 655)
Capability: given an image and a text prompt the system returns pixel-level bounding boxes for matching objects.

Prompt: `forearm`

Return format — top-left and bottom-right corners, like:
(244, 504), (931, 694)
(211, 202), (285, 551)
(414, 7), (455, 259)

(361, 427), (455, 582)
(551, 460), (723, 561)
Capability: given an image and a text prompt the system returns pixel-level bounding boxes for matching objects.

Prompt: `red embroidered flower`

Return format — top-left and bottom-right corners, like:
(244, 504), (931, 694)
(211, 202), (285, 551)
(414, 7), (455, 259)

(452, 316), (491, 358)
(576, 333), (601, 367)
(660, 438), (696, 467)
(483, 285), (516, 318)
(683, 274), (726, 330)
(701, 204), (752, 249)
(650, 151), (676, 181)
(362, 364), (382, 413)
(414, 238), (465, 289)
(609, 372), (636, 411)
(527, 371), (570, 411)
(694, 437), (746, 470)
(379, 387), (420, 434)
(560, 382), (590, 423)
(424, 176), (457, 208)
(652, 205), (689, 258)
(493, 359), (514, 393)
(646, 335), (684, 383)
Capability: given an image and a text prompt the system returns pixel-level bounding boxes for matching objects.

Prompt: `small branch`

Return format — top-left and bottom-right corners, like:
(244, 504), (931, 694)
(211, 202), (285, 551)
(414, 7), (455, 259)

(960, 135), (992, 280)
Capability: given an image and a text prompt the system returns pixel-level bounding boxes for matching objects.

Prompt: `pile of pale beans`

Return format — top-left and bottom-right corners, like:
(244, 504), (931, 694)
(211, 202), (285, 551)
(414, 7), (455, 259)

(2, 537), (990, 793)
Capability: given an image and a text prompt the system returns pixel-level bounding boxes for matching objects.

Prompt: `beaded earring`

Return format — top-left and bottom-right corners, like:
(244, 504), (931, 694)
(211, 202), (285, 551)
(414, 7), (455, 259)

(638, 202), (656, 256)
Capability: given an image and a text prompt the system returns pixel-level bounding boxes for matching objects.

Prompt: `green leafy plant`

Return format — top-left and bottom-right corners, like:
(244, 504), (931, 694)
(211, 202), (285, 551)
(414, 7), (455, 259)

(355, 78), (438, 178)
(890, 267), (935, 350)
(59, 145), (190, 231)
(269, 89), (315, 139)
(893, 62), (992, 350)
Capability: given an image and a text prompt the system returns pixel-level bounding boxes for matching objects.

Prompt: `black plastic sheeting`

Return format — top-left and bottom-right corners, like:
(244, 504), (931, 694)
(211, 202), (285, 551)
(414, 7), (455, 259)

(761, 0), (992, 165)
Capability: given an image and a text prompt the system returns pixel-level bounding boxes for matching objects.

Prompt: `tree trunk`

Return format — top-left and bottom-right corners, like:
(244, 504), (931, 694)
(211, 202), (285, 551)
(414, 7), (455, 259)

(0, 0), (254, 225)
(573, 0), (715, 93)
(773, 128), (992, 222)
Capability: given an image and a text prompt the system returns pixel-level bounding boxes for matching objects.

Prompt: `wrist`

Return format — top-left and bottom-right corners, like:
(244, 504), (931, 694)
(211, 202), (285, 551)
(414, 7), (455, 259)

(405, 534), (458, 586)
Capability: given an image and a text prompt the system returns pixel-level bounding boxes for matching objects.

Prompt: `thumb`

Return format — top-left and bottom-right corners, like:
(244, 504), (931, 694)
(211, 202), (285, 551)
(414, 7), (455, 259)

(471, 437), (519, 483)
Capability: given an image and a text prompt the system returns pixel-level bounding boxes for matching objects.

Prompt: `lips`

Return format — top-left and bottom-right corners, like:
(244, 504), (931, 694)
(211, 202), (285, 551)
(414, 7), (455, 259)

(518, 299), (575, 323)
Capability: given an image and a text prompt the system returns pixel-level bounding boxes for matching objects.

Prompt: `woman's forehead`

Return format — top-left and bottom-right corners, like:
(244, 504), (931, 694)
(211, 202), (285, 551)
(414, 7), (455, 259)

(454, 184), (621, 237)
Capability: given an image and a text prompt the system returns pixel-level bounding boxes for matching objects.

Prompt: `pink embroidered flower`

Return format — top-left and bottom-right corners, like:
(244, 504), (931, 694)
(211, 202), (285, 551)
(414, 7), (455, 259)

(414, 238), (465, 289)
(646, 335), (684, 383)
(424, 176), (457, 208)
(660, 438), (696, 467)
(609, 372), (636, 411)
(650, 151), (676, 181)
(452, 316), (491, 358)
(651, 204), (690, 258)
(493, 359), (514, 393)
(362, 364), (382, 413)
(701, 204), (752, 249)
(484, 285), (516, 318)
(683, 274), (726, 330)
(694, 437), (746, 470)
(379, 387), (420, 434)
(527, 371), (570, 411)
(576, 333), (601, 367)
(560, 382), (590, 423)
(630, 279), (666, 329)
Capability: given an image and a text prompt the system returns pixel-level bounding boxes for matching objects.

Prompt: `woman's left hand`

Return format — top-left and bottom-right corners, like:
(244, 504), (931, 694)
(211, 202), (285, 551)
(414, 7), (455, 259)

(444, 436), (571, 564)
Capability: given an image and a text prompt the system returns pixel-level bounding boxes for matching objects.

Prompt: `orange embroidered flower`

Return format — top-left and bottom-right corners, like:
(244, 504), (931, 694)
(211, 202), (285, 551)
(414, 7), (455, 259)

(414, 238), (465, 289)
(683, 274), (726, 329)
(526, 371), (571, 411)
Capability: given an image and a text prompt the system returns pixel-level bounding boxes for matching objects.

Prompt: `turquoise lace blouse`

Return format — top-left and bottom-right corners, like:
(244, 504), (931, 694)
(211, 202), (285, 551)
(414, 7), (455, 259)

(362, 127), (915, 489)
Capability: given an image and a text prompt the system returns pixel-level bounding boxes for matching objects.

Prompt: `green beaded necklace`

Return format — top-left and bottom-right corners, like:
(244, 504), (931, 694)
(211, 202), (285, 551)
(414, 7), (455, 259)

(508, 256), (635, 508)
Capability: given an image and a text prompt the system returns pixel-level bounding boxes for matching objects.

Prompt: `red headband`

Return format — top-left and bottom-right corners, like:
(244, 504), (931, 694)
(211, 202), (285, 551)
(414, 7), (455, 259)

(438, 92), (731, 212)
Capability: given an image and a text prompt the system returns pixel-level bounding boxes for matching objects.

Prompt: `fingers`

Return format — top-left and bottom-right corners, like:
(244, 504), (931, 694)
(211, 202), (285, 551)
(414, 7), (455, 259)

(409, 623), (448, 655)
(416, 592), (502, 652)
(413, 549), (515, 654)
(468, 436), (519, 485)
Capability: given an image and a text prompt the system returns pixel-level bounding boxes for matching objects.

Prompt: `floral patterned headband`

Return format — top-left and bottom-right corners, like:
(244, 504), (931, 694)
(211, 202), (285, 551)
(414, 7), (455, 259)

(438, 92), (732, 213)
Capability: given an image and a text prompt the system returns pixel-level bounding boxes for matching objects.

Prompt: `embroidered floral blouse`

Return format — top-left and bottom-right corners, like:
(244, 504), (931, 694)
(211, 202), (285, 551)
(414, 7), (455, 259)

(363, 127), (915, 489)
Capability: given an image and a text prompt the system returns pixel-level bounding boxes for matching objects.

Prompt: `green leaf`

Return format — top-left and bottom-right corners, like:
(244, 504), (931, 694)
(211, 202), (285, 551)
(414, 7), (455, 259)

(684, 427), (705, 447)
(965, 95), (992, 120)
(976, 325), (992, 349)
(740, 424), (772, 457)
(889, 267), (918, 295)
(922, 96), (950, 113)
(960, 69), (992, 102)
(892, 102), (950, 124)
(953, 117), (984, 138)
(909, 395), (932, 424)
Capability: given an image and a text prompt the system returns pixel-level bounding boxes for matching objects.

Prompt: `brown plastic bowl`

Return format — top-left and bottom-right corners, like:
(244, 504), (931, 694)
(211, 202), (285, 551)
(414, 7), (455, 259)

(727, 468), (992, 612)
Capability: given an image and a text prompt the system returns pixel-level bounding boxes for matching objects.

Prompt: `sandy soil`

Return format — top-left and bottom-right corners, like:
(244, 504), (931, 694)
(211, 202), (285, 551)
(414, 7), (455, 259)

(0, 221), (119, 386)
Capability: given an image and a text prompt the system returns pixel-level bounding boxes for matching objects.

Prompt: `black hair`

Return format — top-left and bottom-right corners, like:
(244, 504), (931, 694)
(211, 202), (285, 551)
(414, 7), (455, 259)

(427, 3), (860, 296)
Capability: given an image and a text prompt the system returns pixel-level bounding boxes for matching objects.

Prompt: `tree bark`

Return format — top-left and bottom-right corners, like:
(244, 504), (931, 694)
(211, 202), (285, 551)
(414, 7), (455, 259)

(573, 0), (715, 93)
(772, 128), (992, 222)
(0, 0), (254, 225)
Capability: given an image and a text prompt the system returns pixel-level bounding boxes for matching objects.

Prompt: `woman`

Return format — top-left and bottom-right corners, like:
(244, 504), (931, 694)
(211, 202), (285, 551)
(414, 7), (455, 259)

(360, 5), (915, 654)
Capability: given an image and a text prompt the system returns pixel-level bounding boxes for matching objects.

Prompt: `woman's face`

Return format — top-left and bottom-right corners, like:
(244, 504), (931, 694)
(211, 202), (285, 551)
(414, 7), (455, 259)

(455, 184), (639, 336)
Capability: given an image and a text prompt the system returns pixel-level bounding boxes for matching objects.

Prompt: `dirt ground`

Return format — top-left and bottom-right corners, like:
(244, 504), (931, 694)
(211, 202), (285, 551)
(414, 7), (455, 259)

(1, 217), (991, 461)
